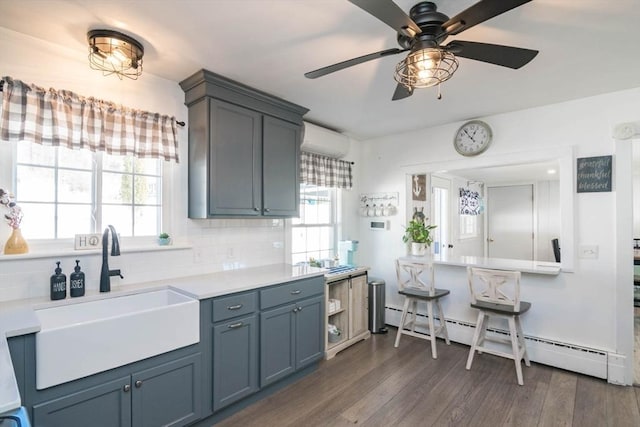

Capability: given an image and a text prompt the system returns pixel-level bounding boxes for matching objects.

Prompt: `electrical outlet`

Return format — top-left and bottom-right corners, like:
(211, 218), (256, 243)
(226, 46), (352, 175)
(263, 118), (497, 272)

(74, 233), (102, 250)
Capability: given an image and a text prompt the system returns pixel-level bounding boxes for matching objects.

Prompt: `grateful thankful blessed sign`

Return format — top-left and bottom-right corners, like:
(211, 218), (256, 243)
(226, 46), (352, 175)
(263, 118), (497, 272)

(576, 155), (612, 193)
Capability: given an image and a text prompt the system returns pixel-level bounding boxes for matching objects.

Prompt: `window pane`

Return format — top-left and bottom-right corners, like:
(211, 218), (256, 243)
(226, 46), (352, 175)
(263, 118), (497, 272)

(17, 143), (55, 166)
(58, 204), (93, 238)
(135, 158), (162, 175)
(20, 203), (55, 239)
(134, 176), (160, 205)
(58, 170), (92, 203)
(103, 154), (130, 172)
(291, 228), (307, 254)
(58, 147), (93, 169)
(17, 165), (55, 202)
(102, 205), (133, 236)
(134, 206), (159, 236)
(103, 172), (133, 204)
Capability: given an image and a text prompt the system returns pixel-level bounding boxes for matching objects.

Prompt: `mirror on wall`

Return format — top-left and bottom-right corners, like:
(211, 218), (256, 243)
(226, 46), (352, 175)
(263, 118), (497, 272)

(427, 160), (561, 263)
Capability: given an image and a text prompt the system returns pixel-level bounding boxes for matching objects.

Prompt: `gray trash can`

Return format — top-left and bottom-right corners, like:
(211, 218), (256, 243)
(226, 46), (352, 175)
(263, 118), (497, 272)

(368, 278), (387, 334)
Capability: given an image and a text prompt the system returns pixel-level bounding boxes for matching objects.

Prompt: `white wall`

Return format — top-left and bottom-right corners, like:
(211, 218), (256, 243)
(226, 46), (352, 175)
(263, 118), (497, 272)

(355, 87), (640, 382)
(0, 28), (288, 300)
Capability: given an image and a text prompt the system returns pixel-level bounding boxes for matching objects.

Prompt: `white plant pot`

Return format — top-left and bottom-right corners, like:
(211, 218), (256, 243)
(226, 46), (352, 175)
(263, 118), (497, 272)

(411, 242), (427, 256)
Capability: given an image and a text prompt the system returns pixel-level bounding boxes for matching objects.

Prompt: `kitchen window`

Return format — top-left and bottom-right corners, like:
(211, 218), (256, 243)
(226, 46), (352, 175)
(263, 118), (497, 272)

(291, 184), (338, 265)
(13, 141), (162, 239)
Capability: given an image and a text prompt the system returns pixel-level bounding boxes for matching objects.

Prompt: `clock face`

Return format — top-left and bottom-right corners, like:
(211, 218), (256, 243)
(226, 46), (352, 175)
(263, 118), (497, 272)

(454, 120), (492, 156)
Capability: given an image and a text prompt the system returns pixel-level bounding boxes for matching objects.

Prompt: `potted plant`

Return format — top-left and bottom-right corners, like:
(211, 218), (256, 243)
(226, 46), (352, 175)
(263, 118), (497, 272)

(402, 219), (436, 256)
(158, 232), (171, 246)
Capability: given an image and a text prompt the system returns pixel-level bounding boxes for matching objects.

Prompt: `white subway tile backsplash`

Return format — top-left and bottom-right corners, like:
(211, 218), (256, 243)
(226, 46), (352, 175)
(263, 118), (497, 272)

(0, 222), (287, 302)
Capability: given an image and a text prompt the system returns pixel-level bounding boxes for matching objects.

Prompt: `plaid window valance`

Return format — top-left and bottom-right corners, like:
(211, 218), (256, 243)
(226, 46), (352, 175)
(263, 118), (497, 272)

(300, 151), (352, 189)
(0, 76), (179, 162)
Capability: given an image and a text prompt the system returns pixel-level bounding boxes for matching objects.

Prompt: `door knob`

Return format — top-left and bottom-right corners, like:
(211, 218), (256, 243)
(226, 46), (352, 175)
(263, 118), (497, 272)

(487, 238), (494, 242)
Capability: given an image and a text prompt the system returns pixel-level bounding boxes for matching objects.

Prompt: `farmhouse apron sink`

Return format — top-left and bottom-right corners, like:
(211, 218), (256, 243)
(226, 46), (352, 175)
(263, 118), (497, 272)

(34, 288), (199, 390)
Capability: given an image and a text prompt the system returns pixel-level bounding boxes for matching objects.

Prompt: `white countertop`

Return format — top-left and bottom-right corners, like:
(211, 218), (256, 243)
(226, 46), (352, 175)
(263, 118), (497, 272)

(400, 254), (562, 275)
(0, 263), (325, 414)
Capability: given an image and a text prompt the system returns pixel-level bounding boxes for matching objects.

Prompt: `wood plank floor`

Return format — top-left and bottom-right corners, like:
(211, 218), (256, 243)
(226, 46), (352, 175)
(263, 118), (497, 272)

(215, 330), (640, 427)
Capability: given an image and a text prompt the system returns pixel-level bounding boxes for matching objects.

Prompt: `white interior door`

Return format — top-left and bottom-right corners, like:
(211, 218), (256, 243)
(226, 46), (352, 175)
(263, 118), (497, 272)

(431, 175), (451, 256)
(487, 185), (534, 260)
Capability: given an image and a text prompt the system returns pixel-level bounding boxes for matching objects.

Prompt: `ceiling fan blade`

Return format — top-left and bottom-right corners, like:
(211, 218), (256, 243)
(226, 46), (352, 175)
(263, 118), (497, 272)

(349, 0), (421, 37)
(392, 84), (413, 101)
(446, 40), (538, 69)
(304, 48), (405, 79)
(442, 0), (532, 36)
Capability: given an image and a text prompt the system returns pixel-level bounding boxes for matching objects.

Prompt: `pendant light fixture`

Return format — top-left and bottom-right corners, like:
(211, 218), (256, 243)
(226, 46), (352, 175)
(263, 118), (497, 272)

(87, 29), (144, 80)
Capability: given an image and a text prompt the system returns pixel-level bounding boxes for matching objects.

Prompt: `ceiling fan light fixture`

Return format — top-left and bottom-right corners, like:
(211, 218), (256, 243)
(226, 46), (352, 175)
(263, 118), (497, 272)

(394, 47), (458, 89)
(88, 29), (144, 80)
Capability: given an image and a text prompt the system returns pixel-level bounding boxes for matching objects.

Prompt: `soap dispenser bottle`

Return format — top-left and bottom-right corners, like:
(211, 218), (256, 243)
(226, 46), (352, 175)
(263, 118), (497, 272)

(70, 259), (85, 297)
(50, 261), (67, 300)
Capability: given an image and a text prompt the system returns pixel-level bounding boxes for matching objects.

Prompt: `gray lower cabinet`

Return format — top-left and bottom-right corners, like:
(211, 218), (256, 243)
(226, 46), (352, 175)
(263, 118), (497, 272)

(260, 294), (324, 387)
(212, 314), (258, 411)
(30, 354), (202, 427)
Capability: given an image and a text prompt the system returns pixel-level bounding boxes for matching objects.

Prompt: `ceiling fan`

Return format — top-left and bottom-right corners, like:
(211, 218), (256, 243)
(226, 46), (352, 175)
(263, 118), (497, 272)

(304, 0), (538, 101)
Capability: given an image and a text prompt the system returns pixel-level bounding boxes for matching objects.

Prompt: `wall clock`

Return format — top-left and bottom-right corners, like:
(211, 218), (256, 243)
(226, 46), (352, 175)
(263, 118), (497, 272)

(453, 120), (492, 156)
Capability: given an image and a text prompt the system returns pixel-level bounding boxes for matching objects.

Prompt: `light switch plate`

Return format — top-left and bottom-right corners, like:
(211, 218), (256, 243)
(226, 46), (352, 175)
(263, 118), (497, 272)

(75, 233), (102, 250)
(579, 245), (599, 259)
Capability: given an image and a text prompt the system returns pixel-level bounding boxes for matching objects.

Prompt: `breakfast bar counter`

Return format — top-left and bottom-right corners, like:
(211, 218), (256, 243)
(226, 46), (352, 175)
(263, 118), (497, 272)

(400, 253), (561, 275)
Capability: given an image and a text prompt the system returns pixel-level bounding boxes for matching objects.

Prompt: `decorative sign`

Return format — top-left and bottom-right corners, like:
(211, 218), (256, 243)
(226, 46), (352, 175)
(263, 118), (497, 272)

(412, 174), (426, 201)
(576, 155), (612, 193)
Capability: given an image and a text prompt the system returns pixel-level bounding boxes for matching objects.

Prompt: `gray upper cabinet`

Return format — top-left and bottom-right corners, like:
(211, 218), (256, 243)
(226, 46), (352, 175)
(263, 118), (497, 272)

(180, 69), (308, 218)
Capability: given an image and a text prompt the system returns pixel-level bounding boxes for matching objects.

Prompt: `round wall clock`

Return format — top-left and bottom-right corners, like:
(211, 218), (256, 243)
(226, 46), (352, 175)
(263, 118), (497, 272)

(453, 120), (492, 156)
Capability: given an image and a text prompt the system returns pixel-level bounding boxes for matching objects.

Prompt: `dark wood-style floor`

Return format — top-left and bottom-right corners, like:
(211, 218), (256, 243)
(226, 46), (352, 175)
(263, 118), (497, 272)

(215, 330), (640, 427)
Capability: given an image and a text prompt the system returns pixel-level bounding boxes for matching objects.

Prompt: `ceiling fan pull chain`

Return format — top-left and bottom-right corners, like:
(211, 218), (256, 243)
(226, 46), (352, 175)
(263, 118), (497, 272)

(437, 83), (442, 100)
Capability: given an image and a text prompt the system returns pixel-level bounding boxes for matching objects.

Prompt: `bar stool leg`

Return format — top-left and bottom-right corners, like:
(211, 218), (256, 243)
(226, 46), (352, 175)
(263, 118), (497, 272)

(436, 299), (450, 345)
(395, 298), (411, 348)
(515, 317), (530, 366)
(508, 316), (524, 386)
(410, 300), (418, 332)
(426, 300), (437, 359)
(466, 311), (485, 370)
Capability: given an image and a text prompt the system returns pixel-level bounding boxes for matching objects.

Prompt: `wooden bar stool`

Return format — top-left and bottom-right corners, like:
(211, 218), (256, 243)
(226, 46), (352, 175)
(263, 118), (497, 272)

(466, 267), (531, 385)
(394, 258), (450, 359)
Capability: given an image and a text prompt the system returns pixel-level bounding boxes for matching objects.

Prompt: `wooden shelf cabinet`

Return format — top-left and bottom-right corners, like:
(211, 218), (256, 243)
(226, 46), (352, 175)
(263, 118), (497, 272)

(325, 273), (371, 359)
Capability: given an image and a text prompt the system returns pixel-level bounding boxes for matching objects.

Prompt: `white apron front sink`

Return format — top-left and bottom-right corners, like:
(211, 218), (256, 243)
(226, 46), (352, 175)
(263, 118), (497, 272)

(34, 288), (199, 390)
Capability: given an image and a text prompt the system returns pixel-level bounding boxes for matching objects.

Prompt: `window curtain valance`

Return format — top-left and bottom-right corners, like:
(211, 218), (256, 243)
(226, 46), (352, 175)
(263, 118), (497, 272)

(0, 76), (179, 162)
(300, 151), (352, 189)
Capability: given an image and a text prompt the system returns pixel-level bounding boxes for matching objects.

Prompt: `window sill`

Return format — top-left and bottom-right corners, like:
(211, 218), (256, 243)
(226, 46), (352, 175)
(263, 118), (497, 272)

(0, 244), (192, 261)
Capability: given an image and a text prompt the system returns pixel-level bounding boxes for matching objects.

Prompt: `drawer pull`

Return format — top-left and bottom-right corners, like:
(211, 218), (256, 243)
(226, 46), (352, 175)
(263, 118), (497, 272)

(228, 322), (244, 329)
(290, 290), (301, 295)
(227, 304), (243, 310)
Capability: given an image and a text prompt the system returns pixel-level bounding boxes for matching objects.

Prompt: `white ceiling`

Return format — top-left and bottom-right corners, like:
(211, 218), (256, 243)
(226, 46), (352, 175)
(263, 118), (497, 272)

(1, 0), (639, 140)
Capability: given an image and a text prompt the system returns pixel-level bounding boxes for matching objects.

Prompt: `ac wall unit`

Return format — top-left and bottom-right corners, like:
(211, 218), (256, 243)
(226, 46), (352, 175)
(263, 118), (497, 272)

(301, 121), (350, 158)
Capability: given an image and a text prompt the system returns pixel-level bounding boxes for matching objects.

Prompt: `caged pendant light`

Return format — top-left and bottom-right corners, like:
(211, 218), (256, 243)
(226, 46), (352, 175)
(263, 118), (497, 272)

(87, 29), (144, 80)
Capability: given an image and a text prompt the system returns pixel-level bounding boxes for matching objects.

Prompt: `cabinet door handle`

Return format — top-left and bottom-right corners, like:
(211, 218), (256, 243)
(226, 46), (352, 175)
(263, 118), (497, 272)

(290, 290), (301, 295)
(298, 306), (303, 312)
(264, 208), (270, 212)
(292, 308), (298, 313)
(123, 384), (131, 392)
(254, 207), (260, 212)
(228, 322), (244, 329)
(135, 380), (143, 388)
(227, 304), (243, 310)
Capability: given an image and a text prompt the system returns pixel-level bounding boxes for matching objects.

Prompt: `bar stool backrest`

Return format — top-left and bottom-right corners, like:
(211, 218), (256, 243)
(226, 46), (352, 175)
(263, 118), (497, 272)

(467, 267), (522, 311)
(396, 258), (435, 295)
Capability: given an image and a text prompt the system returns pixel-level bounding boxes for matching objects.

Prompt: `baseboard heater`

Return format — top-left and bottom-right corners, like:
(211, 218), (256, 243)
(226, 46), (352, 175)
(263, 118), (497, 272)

(385, 306), (608, 380)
